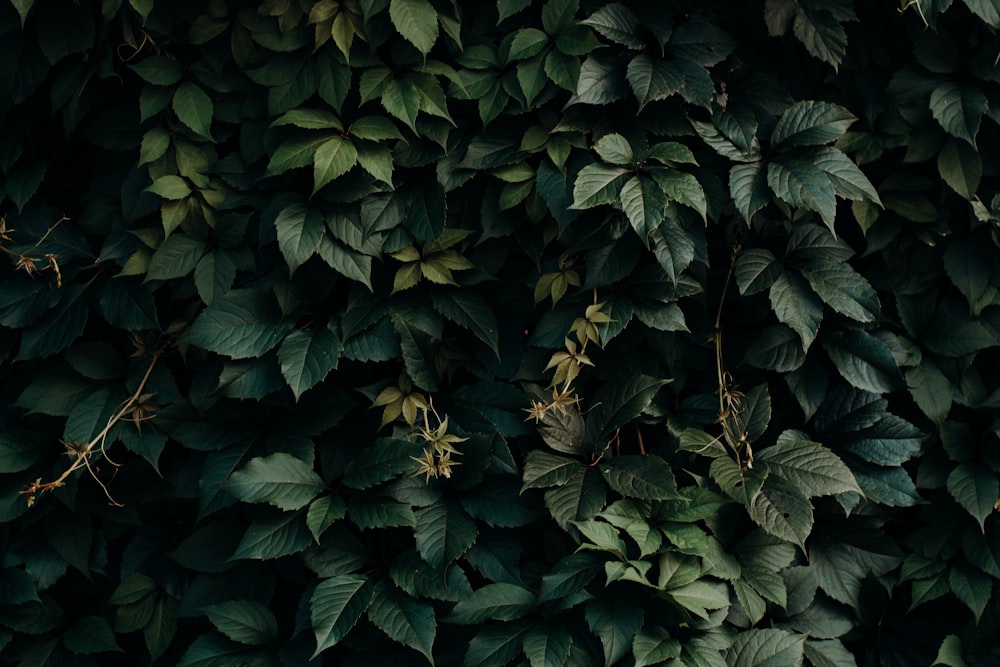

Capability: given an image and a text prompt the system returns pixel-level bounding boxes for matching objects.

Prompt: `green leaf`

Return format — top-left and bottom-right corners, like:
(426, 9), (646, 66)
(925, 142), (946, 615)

(343, 438), (415, 490)
(0, 429), (45, 473)
(632, 627), (681, 667)
(749, 476), (813, 548)
(307, 496), (347, 542)
(62, 616), (121, 655)
(823, 330), (901, 394)
(544, 466), (606, 530)
(368, 583), (436, 664)
(947, 462), (998, 531)
(266, 136), (330, 176)
(800, 263), (879, 323)
(570, 163), (629, 209)
(730, 162), (771, 223)
(226, 453), (325, 511)
(5, 161), (47, 211)
(767, 159), (836, 229)
(666, 579), (731, 619)
(389, 0), (439, 55)
(431, 289), (500, 358)
(711, 455), (768, 506)
(804, 639), (858, 667)
(620, 175), (666, 241)
(349, 116), (403, 141)
(650, 169), (708, 220)
(840, 414), (923, 465)
(933, 635), (970, 667)
(905, 361), (952, 424)
(447, 583), (535, 624)
(812, 146), (881, 204)
(626, 55), (684, 111)
(948, 564), (992, 621)
(930, 82), (988, 146)
(584, 595), (643, 667)
(311, 575), (373, 657)
(581, 3), (643, 48)
(146, 175), (192, 200)
(593, 133), (634, 165)
(318, 238), (373, 290)
(356, 142), (395, 184)
(600, 456), (679, 500)
(772, 101), (856, 147)
(769, 271), (822, 351)
(278, 324), (342, 400)
(944, 234), (996, 315)
(143, 596), (178, 661)
(463, 622), (531, 667)
(522, 623), (573, 667)
(523, 451), (584, 490)
(272, 108), (343, 130)
(10, 0), (34, 27)
(726, 628), (805, 667)
(176, 634), (261, 667)
(231, 511), (312, 560)
(746, 325), (807, 372)
(146, 233), (205, 281)
(757, 433), (862, 497)
(414, 502), (478, 570)
(130, 56), (182, 85)
(313, 136), (358, 194)
(186, 289), (292, 359)
(792, 7), (848, 70)
(735, 248), (781, 296)
(172, 81), (214, 138)
(937, 138), (982, 200)
(204, 600), (278, 646)
(0, 569), (38, 606)
(589, 375), (668, 439)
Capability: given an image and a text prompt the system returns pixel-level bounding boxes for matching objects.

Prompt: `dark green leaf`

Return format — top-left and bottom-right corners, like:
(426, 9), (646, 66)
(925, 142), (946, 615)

(600, 456), (680, 500)
(414, 502), (478, 570)
(523, 623), (573, 667)
(769, 271), (822, 351)
(311, 575), (373, 657)
(226, 453), (324, 511)
(730, 162), (771, 223)
(204, 600), (278, 647)
(172, 81), (213, 138)
(749, 476), (814, 548)
(947, 462), (998, 531)
(186, 289), (292, 359)
(823, 330), (901, 394)
(767, 159), (836, 229)
(725, 628), (805, 667)
(757, 433), (862, 497)
(584, 595), (643, 667)
(278, 323), (342, 400)
(447, 583), (535, 624)
(368, 583), (436, 664)
(275, 203), (325, 274)
(930, 82), (988, 146)
(231, 511), (312, 560)
(389, 0), (439, 55)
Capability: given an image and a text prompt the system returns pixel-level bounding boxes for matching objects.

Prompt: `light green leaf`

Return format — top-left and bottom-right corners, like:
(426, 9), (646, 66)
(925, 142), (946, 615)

(930, 82), (988, 146)
(767, 159), (836, 229)
(726, 628), (805, 667)
(446, 583), (535, 624)
(313, 136), (358, 194)
(311, 575), (372, 657)
(146, 175), (192, 200)
(772, 101), (856, 147)
(730, 162), (771, 223)
(757, 433), (862, 497)
(570, 163), (629, 209)
(381, 79), (422, 131)
(186, 289), (292, 359)
(278, 324), (342, 400)
(769, 271), (822, 351)
(584, 596), (643, 667)
(172, 81), (214, 138)
(227, 453), (324, 511)
(389, 0), (439, 55)
(204, 600), (278, 647)
(368, 583), (436, 664)
(593, 133), (634, 165)
(947, 462), (998, 531)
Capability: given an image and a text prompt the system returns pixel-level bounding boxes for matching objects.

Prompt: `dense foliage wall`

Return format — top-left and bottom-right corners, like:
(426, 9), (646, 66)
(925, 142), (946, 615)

(1, 0), (1000, 664)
